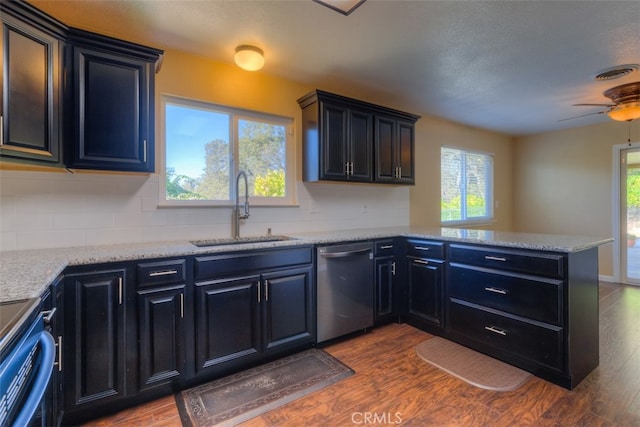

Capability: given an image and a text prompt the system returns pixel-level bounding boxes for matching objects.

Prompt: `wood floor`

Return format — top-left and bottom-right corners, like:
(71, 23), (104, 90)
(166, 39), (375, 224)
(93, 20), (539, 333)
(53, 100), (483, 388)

(84, 282), (640, 426)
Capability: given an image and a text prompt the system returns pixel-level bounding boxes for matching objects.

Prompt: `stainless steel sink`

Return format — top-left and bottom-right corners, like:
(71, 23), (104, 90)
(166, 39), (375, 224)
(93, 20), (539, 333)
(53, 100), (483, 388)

(190, 235), (296, 247)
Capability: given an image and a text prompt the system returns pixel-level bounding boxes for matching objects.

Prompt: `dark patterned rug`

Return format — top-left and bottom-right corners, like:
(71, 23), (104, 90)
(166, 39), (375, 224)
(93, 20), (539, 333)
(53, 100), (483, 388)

(175, 349), (354, 426)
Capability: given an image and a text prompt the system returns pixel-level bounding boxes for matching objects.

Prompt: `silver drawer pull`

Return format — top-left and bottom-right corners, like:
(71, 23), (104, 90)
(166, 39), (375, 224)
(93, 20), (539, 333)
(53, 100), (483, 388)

(485, 256), (507, 262)
(149, 269), (179, 277)
(415, 246), (431, 251)
(414, 259), (429, 265)
(380, 245), (394, 249)
(484, 287), (508, 295)
(485, 326), (507, 336)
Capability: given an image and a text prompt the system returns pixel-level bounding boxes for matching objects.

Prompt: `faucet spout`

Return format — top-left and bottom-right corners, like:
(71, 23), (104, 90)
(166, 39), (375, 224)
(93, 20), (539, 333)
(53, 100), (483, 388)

(233, 171), (250, 239)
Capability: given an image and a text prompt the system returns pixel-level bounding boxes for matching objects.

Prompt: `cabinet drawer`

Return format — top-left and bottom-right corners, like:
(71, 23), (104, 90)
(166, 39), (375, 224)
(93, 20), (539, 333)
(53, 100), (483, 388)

(375, 239), (396, 257)
(195, 247), (313, 280)
(449, 264), (562, 324)
(449, 300), (563, 370)
(137, 259), (186, 287)
(406, 239), (445, 259)
(449, 244), (564, 278)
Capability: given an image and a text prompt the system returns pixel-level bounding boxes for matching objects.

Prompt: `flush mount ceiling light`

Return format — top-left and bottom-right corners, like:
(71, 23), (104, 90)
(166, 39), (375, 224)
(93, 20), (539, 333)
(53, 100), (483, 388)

(234, 45), (264, 71)
(313, 0), (366, 16)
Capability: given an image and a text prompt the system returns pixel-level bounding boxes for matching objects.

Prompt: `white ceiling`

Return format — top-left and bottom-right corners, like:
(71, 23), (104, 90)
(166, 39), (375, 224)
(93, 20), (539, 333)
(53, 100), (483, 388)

(31, 0), (640, 136)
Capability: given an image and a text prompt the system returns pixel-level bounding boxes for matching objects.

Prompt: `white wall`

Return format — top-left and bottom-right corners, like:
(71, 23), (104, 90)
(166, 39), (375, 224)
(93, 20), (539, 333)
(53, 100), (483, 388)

(0, 170), (409, 251)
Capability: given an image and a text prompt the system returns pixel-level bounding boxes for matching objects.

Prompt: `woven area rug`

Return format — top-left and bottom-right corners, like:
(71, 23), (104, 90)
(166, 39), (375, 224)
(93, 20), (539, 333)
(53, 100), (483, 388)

(415, 337), (532, 391)
(176, 349), (354, 426)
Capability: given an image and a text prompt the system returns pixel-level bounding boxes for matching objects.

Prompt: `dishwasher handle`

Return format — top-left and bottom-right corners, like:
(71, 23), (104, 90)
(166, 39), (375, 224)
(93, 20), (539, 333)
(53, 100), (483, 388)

(319, 247), (372, 259)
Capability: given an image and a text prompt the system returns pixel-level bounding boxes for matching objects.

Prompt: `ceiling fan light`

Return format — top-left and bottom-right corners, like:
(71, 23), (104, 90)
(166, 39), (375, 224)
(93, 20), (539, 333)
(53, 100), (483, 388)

(607, 102), (640, 122)
(234, 45), (264, 71)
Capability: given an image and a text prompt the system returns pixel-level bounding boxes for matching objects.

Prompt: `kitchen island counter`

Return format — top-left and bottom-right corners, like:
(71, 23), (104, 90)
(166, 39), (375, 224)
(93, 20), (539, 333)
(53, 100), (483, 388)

(0, 226), (612, 302)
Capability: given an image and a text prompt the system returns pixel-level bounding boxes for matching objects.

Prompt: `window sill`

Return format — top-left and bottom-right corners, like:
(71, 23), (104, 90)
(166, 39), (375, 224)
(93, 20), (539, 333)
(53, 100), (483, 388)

(441, 219), (496, 228)
(157, 201), (300, 209)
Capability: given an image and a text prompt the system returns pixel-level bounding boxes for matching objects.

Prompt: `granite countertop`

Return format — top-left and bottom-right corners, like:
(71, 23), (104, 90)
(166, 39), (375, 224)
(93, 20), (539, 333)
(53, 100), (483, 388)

(0, 226), (613, 303)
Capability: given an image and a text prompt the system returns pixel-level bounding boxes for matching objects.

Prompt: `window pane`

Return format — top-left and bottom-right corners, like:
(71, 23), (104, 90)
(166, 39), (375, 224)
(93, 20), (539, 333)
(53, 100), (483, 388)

(238, 119), (286, 198)
(441, 147), (492, 223)
(441, 147), (462, 221)
(165, 104), (231, 200)
(465, 152), (488, 218)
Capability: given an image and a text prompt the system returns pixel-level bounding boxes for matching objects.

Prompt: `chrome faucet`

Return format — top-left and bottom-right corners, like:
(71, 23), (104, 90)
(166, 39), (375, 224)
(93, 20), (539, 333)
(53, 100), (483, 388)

(233, 171), (250, 239)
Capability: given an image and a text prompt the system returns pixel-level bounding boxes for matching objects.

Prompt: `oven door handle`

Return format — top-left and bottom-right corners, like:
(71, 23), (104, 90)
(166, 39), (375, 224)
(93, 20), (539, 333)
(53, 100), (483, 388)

(13, 331), (56, 427)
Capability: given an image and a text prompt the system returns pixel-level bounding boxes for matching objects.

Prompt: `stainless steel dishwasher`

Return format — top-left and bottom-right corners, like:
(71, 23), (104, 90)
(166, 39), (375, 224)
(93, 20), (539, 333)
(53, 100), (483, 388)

(316, 241), (374, 343)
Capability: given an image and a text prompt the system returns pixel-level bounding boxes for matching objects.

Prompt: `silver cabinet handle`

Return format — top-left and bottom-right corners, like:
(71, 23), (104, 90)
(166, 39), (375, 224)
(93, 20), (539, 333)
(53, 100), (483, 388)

(118, 277), (123, 305)
(257, 282), (261, 303)
(149, 270), (178, 277)
(380, 245), (394, 250)
(42, 308), (57, 324)
(484, 287), (508, 295)
(485, 326), (507, 336)
(414, 259), (429, 265)
(391, 261), (396, 276)
(265, 280), (269, 301)
(180, 293), (184, 318)
(56, 336), (63, 372)
(143, 139), (147, 162)
(344, 162), (354, 176)
(0, 115), (3, 146)
(485, 255), (507, 262)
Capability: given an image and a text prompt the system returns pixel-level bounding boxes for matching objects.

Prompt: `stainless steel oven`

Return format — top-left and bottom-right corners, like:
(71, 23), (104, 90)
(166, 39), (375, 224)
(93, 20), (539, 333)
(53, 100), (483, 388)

(0, 298), (56, 426)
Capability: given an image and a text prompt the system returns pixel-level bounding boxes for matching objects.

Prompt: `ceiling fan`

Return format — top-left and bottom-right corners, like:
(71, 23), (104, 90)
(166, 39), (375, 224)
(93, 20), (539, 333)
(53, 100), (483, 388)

(561, 81), (640, 122)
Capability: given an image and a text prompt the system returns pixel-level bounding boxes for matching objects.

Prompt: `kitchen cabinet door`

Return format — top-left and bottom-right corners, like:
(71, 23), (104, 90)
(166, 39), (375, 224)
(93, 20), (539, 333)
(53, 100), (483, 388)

(66, 29), (162, 172)
(137, 284), (186, 392)
(375, 256), (396, 324)
(348, 109), (374, 181)
(375, 239), (397, 325)
(320, 102), (349, 180)
(262, 266), (314, 352)
(320, 102), (373, 182)
(374, 117), (415, 184)
(64, 269), (127, 413)
(406, 258), (444, 331)
(194, 276), (261, 375)
(0, 2), (64, 166)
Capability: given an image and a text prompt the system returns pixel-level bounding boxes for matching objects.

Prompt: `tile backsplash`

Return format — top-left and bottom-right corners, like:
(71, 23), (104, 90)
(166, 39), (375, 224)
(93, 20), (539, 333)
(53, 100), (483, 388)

(0, 170), (409, 251)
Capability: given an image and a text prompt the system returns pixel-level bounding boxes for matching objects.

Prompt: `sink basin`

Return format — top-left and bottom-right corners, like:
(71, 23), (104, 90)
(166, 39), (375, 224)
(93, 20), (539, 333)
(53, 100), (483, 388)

(190, 235), (296, 247)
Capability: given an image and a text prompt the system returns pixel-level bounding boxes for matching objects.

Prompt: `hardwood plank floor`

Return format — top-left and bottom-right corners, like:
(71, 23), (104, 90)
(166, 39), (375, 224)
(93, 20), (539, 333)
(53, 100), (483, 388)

(84, 282), (640, 426)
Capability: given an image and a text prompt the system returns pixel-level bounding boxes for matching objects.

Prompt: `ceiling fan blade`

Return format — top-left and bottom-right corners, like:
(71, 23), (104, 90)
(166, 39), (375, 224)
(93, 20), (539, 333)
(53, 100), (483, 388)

(558, 111), (606, 122)
(572, 103), (616, 107)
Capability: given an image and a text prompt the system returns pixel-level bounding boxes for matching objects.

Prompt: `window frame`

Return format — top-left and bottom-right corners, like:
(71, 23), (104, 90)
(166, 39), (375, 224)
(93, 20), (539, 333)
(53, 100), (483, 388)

(159, 94), (296, 207)
(440, 146), (494, 226)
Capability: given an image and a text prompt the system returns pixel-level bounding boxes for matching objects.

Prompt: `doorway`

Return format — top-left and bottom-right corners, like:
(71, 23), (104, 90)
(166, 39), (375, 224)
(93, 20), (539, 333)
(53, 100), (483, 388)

(615, 144), (640, 285)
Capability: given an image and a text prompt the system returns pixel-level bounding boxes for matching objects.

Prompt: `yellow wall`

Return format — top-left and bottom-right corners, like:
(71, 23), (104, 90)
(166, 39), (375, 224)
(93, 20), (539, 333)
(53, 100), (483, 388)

(410, 115), (515, 230)
(512, 121), (640, 277)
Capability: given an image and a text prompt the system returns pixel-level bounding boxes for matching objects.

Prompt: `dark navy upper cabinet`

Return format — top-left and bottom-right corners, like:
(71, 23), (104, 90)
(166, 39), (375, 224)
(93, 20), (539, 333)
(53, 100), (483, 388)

(66, 28), (162, 172)
(0, 1), (66, 166)
(298, 90), (419, 185)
